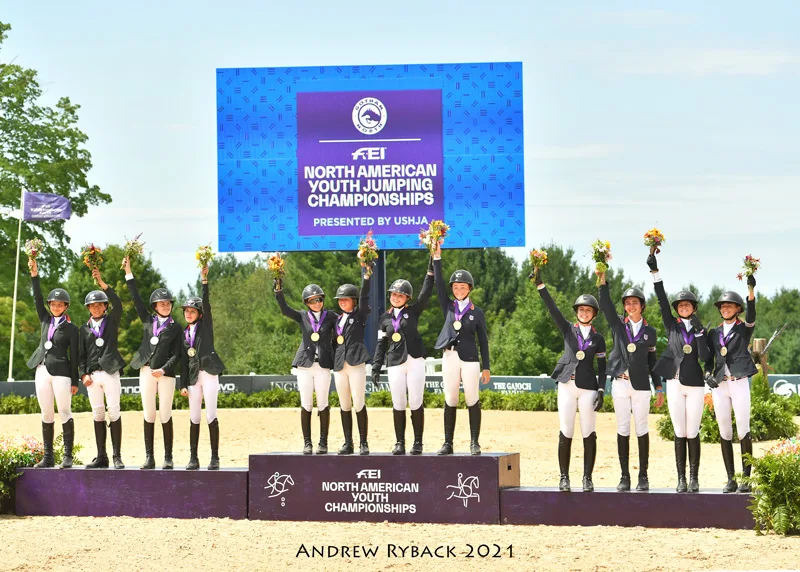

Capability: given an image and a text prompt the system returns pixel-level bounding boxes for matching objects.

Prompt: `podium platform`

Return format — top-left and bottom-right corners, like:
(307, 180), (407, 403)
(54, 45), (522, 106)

(248, 452), (520, 524)
(15, 467), (248, 519)
(500, 487), (753, 529)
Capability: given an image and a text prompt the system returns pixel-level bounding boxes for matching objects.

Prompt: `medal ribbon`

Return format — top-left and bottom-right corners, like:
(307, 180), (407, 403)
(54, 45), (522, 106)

(575, 327), (592, 352)
(680, 322), (695, 347)
(152, 316), (173, 336)
(718, 321), (740, 350)
(307, 310), (327, 335)
(453, 300), (470, 323)
(391, 310), (403, 335)
(184, 325), (197, 348)
(88, 317), (107, 339)
(47, 317), (62, 342)
(624, 319), (646, 346)
(336, 314), (348, 337)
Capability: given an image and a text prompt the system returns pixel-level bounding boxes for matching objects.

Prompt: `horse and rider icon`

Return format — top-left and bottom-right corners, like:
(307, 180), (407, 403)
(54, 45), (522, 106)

(265, 472), (295, 499)
(446, 473), (480, 507)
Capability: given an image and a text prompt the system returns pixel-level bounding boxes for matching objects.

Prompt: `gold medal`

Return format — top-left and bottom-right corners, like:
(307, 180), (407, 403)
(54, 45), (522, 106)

(720, 346), (728, 357)
(683, 344), (692, 354)
(453, 321), (462, 331)
(337, 335), (345, 345)
(392, 332), (402, 342)
(627, 343), (636, 353)
(576, 350), (586, 361)
(187, 348), (197, 357)
(310, 332), (320, 342)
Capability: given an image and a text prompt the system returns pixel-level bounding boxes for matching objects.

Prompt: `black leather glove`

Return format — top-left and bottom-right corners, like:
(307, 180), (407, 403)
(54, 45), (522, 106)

(427, 256), (434, 274)
(371, 365), (382, 384)
(273, 278), (282, 292)
(646, 254), (658, 272)
(747, 274), (756, 289)
(704, 371), (719, 389)
(594, 389), (604, 412)
(689, 314), (704, 333)
(528, 267), (543, 286)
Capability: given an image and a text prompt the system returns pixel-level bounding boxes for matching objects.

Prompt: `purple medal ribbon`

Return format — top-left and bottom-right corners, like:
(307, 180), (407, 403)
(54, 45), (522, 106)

(152, 316), (173, 336)
(88, 317), (107, 339)
(308, 310), (327, 335)
(336, 315), (347, 337)
(576, 328), (592, 352)
(453, 300), (469, 323)
(184, 325), (197, 348)
(680, 323), (695, 347)
(719, 325), (737, 351)
(391, 310), (403, 335)
(47, 317), (61, 342)
(625, 321), (646, 345)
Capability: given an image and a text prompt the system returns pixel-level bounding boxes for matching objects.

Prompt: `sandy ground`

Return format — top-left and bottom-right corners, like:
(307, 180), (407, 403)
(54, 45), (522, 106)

(1, 408), (799, 571)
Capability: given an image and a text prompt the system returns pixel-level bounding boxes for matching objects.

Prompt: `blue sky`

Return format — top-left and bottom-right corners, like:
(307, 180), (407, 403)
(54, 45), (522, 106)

(3, 1), (799, 297)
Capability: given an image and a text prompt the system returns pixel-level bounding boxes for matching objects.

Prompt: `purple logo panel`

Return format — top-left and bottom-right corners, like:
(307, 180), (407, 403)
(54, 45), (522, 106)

(296, 90), (444, 237)
(248, 453), (501, 524)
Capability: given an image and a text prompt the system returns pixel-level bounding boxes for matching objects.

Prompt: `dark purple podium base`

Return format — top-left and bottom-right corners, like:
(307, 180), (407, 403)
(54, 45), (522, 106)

(249, 452), (520, 524)
(500, 487), (753, 529)
(15, 467), (248, 519)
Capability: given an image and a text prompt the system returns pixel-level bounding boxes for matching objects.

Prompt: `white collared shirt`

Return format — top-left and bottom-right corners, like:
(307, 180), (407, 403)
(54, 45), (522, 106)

(629, 318), (643, 337)
(579, 324), (591, 339)
(723, 321), (735, 337)
(681, 318), (692, 331)
(456, 298), (470, 312)
(338, 313), (348, 329)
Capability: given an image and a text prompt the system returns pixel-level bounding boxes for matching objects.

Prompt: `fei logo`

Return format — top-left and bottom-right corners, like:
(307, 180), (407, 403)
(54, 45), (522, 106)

(351, 147), (386, 160)
(352, 97), (387, 135)
(356, 469), (381, 479)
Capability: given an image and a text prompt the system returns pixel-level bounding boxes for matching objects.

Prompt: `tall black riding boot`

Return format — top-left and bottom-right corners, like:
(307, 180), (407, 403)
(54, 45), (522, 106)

(392, 409), (406, 455)
(207, 418), (220, 470)
(356, 407), (369, 455)
(468, 402), (482, 456)
(338, 410), (354, 455)
(86, 420), (109, 469)
(583, 432), (597, 492)
(409, 406), (424, 455)
(59, 418), (74, 469)
(34, 422), (55, 468)
(110, 418), (124, 469)
(687, 436), (701, 493)
(161, 418), (174, 469)
(301, 409), (313, 454)
(636, 433), (650, 491)
(140, 420), (156, 470)
(674, 437), (688, 492)
(738, 433), (753, 493)
(186, 421), (200, 470)
(721, 438), (737, 493)
(437, 405), (456, 455)
(616, 434), (631, 491)
(316, 406), (330, 454)
(558, 432), (572, 491)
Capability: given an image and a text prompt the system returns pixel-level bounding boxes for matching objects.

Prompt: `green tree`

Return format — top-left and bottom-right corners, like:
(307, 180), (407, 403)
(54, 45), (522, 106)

(0, 21), (109, 292)
(0, 297), (39, 379)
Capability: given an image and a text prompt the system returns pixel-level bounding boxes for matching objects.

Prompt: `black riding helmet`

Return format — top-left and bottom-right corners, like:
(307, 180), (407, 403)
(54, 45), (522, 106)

(182, 297), (203, 314)
(715, 291), (745, 314)
(671, 290), (698, 312)
(573, 294), (600, 316)
(302, 284), (325, 303)
(449, 269), (474, 289)
(388, 279), (413, 298)
(335, 284), (359, 300)
(149, 288), (174, 309)
(84, 290), (109, 307)
(622, 287), (646, 310)
(47, 288), (70, 306)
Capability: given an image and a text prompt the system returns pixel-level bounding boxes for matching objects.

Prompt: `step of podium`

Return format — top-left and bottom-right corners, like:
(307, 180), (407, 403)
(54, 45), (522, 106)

(500, 487), (753, 529)
(15, 467), (248, 519)
(248, 452), (520, 524)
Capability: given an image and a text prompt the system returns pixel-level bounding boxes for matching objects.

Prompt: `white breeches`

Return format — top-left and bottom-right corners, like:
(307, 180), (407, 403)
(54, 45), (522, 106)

(297, 362), (331, 412)
(86, 370), (121, 422)
(188, 371), (220, 424)
(442, 349), (481, 407)
(35, 364), (72, 424)
(557, 379), (598, 439)
(612, 378), (651, 437)
(666, 380), (704, 439)
(387, 356), (426, 411)
(139, 366), (175, 424)
(711, 377), (751, 440)
(333, 363), (367, 413)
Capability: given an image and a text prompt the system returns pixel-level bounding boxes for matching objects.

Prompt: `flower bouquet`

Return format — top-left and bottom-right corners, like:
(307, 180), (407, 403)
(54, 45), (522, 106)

(591, 239), (612, 286)
(357, 230), (379, 277)
(81, 243), (104, 281)
(643, 227), (665, 255)
(120, 233), (145, 269)
(267, 252), (285, 280)
(737, 254), (761, 292)
(419, 220), (450, 256)
(23, 238), (44, 261)
(529, 248), (548, 282)
(195, 244), (215, 268)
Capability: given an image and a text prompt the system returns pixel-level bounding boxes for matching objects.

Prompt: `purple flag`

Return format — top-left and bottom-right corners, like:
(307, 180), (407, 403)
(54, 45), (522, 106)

(23, 192), (72, 221)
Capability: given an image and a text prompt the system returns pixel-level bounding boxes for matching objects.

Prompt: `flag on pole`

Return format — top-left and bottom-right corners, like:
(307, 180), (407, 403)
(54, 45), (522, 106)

(22, 191), (72, 221)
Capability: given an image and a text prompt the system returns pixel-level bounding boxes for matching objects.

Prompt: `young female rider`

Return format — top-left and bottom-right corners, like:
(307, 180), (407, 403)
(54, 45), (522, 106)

(431, 242), (490, 456)
(179, 264), (226, 470)
(535, 268), (606, 492)
(598, 270), (664, 491)
(27, 259), (78, 468)
(372, 259), (434, 455)
(274, 279), (337, 454)
(332, 264), (372, 455)
(705, 274), (757, 493)
(124, 257), (182, 470)
(80, 267), (127, 469)
(646, 253), (709, 493)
